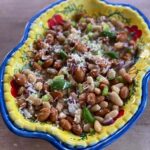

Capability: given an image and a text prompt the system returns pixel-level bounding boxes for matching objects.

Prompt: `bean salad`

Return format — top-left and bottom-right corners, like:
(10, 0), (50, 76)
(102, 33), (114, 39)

(12, 13), (142, 135)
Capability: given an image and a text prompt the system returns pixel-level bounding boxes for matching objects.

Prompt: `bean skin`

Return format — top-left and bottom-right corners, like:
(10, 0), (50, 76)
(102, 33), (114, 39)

(75, 42), (88, 53)
(109, 91), (123, 106)
(91, 104), (101, 112)
(105, 110), (119, 119)
(14, 73), (27, 86)
(94, 108), (110, 117)
(74, 67), (85, 83)
(117, 32), (128, 42)
(87, 93), (96, 105)
(49, 107), (58, 123)
(37, 108), (50, 122)
(32, 62), (42, 71)
(123, 73), (133, 83)
(51, 91), (63, 100)
(60, 119), (72, 131)
(72, 124), (83, 135)
(94, 120), (102, 133)
(120, 86), (129, 99)
(96, 96), (105, 104)
(53, 60), (63, 70)
(43, 58), (53, 68)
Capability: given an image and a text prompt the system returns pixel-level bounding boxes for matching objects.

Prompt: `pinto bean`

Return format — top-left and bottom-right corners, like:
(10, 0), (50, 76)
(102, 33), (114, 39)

(43, 58), (54, 68)
(109, 91), (123, 106)
(129, 40), (136, 49)
(119, 68), (126, 76)
(111, 85), (120, 94)
(112, 105), (119, 110)
(60, 119), (72, 131)
(53, 60), (63, 70)
(120, 86), (129, 99)
(113, 83), (124, 88)
(58, 112), (67, 119)
(94, 108), (110, 117)
(56, 34), (66, 43)
(27, 95), (42, 106)
(123, 73), (133, 83)
(100, 101), (108, 108)
(51, 91), (63, 100)
(34, 52), (43, 61)
(79, 93), (87, 101)
(47, 68), (58, 75)
(75, 42), (88, 53)
(91, 104), (101, 112)
(18, 87), (25, 95)
(42, 102), (51, 108)
(37, 107), (50, 122)
(114, 42), (124, 50)
(90, 69), (99, 78)
(87, 93), (96, 105)
(32, 62), (42, 71)
(49, 107), (58, 123)
(105, 110), (119, 119)
(74, 67), (85, 83)
(43, 83), (49, 91)
(14, 73), (27, 86)
(117, 32), (128, 42)
(96, 96), (105, 103)
(83, 123), (91, 132)
(34, 82), (43, 91)
(72, 124), (83, 135)
(46, 30), (57, 36)
(27, 73), (37, 83)
(36, 39), (45, 50)
(94, 116), (104, 123)
(63, 21), (71, 30)
(17, 98), (26, 108)
(122, 53), (132, 61)
(110, 18), (125, 29)
(66, 116), (74, 124)
(94, 120), (102, 133)
(94, 88), (101, 95)
(87, 76), (95, 92)
(46, 34), (54, 44)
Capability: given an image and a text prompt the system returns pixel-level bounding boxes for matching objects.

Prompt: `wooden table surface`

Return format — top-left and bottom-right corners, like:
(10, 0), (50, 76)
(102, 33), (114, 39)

(0, 0), (150, 150)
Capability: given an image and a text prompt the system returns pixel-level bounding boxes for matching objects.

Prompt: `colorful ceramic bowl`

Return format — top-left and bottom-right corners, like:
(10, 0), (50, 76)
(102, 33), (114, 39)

(0, 0), (150, 149)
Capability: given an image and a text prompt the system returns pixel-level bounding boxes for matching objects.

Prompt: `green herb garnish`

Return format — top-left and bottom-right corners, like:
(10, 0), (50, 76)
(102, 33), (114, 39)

(101, 31), (116, 40)
(116, 76), (124, 83)
(87, 23), (93, 32)
(42, 94), (52, 101)
(51, 75), (71, 90)
(80, 132), (88, 140)
(82, 107), (95, 123)
(102, 22), (110, 32)
(37, 60), (44, 66)
(102, 86), (109, 96)
(78, 83), (84, 94)
(59, 50), (68, 60)
(103, 51), (119, 59)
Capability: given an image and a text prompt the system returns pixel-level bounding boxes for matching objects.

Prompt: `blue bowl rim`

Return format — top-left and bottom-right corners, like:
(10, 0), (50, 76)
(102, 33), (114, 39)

(0, 0), (150, 149)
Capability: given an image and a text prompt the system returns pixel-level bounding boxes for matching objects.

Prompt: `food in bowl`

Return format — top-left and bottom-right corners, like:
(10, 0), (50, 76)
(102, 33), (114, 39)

(12, 13), (142, 136)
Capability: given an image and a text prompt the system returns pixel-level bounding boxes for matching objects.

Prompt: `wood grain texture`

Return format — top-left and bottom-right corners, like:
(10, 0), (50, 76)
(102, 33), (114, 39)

(0, 0), (149, 150)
